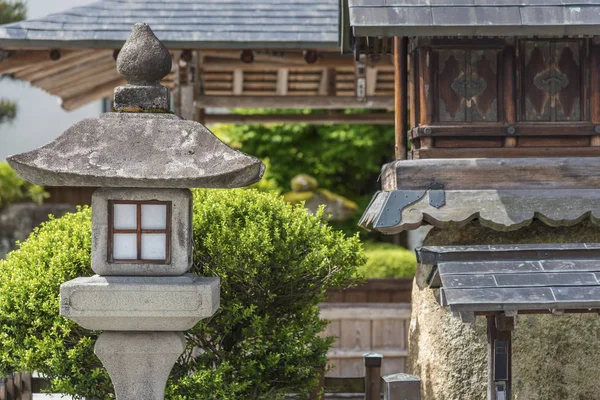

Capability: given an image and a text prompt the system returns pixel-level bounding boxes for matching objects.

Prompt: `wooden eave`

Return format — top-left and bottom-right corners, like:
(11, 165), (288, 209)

(359, 157), (600, 233)
(0, 48), (395, 113)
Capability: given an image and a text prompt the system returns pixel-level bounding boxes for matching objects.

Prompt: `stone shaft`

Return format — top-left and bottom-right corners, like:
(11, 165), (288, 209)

(95, 331), (185, 400)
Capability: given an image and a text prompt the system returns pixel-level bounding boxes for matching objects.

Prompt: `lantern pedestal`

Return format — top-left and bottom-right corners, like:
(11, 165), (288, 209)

(95, 331), (186, 400)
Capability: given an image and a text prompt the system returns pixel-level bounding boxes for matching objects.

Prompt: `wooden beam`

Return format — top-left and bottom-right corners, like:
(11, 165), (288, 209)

(384, 156), (600, 190)
(276, 69), (289, 95)
(62, 77), (124, 111)
(366, 67), (378, 96)
(591, 42), (600, 146)
(395, 37), (408, 160)
(204, 113), (394, 125)
(0, 50), (66, 74)
(411, 147), (600, 159)
(55, 69), (120, 98)
(172, 52), (182, 116)
(14, 50), (98, 81)
(233, 69), (244, 95)
(36, 57), (115, 91)
(195, 95), (393, 109)
(503, 46), (517, 148)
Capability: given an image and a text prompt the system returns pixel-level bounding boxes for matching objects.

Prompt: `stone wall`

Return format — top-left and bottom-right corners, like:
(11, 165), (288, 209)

(0, 203), (75, 259)
(408, 221), (600, 400)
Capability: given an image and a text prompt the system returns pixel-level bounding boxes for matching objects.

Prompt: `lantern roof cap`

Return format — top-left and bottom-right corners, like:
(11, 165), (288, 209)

(7, 24), (264, 188)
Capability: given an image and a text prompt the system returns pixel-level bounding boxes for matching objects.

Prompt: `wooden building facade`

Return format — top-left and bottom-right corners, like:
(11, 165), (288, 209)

(346, 0), (600, 399)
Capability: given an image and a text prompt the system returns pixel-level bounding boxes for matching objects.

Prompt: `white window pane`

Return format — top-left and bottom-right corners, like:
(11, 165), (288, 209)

(141, 204), (167, 230)
(141, 233), (167, 261)
(114, 204), (137, 230)
(113, 234), (137, 260)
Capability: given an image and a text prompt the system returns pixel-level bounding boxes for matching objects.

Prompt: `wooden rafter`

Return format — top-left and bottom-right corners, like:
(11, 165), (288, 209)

(204, 113), (394, 125)
(196, 95), (394, 109)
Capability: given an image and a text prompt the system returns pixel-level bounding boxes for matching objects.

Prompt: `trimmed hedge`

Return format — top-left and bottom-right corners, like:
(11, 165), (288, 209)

(0, 188), (365, 399)
(358, 242), (417, 279)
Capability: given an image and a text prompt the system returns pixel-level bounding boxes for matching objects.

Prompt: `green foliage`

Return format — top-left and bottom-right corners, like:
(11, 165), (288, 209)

(212, 110), (394, 199)
(0, 189), (365, 399)
(0, 1), (25, 24)
(357, 242), (417, 279)
(0, 162), (48, 208)
(0, 99), (17, 124)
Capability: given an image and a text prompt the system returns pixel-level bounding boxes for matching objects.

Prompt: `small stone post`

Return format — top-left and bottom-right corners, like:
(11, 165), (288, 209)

(382, 373), (421, 400)
(7, 23), (264, 400)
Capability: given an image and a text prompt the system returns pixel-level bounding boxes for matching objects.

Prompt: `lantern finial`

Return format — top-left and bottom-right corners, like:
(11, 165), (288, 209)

(113, 23), (172, 111)
(117, 23), (171, 86)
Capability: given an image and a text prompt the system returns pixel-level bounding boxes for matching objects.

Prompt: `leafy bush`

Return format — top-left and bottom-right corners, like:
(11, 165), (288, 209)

(0, 162), (48, 208)
(212, 110), (394, 199)
(0, 189), (365, 399)
(357, 242), (416, 279)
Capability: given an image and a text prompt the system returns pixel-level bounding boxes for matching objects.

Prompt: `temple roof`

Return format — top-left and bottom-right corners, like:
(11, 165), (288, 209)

(345, 0), (600, 37)
(0, 0), (339, 49)
(417, 244), (600, 320)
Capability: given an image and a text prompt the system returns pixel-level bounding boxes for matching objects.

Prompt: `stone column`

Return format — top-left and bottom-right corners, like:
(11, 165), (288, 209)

(407, 221), (600, 400)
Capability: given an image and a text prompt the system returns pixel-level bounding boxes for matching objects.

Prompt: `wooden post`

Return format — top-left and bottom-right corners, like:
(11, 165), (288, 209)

(173, 53), (182, 116)
(502, 46), (517, 148)
(364, 353), (383, 400)
(19, 373), (32, 400)
(382, 373), (421, 400)
(590, 40), (600, 146)
(418, 46), (434, 126)
(395, 37), (408, 160)
(487, 314), (513, 400)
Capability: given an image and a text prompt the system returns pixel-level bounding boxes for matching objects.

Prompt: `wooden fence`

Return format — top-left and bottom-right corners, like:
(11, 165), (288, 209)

(2, 354), (420, 400)
(325, 279), (412, 304)
(320, 302), (411, 378)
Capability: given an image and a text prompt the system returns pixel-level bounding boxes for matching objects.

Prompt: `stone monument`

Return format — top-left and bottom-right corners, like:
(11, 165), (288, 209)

(7, 23), (264, 400)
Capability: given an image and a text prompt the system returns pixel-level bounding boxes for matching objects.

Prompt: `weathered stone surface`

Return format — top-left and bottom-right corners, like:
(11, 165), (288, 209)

(408, 221), (600, 400)
(95, 331), (185, 400)
(0, 203), (74, 259)
(113, 85), (169, 111)
(92, 188), (192, 276)
(60, 274), (220, 331)
(7, 112), (264, 188)
(116, 23), (171, 87)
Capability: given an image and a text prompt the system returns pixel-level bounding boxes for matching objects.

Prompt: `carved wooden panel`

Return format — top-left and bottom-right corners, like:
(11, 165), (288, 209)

(437, 49), (498, 122)
(438, 49), (466, 122)
(521, 40), (583, 122)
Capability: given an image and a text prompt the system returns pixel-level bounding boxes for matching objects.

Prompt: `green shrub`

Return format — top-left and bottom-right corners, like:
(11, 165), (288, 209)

(0, 162), (48, 208)
(212, 109), (394, 199)
(357, 242), (417, 279)
(0, 189), (365, 399)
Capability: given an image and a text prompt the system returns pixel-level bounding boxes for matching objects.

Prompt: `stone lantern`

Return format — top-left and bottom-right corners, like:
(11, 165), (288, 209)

(7, 23), (263, 400)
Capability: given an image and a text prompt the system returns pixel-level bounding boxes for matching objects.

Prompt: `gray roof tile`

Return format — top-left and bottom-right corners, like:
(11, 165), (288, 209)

(417, 245), (600, 316)
(0, 0), (338, 49)
(348, 0), (600, 36)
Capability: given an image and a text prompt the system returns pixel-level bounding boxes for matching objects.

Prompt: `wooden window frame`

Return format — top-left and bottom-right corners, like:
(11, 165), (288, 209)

(108, 200), (172, 264)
